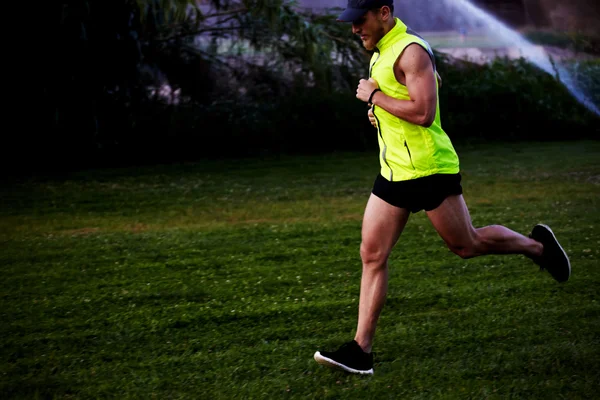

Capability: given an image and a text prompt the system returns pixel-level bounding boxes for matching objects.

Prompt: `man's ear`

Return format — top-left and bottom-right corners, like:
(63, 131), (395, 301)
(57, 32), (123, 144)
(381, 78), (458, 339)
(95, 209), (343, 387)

(380, 6), (392, 21)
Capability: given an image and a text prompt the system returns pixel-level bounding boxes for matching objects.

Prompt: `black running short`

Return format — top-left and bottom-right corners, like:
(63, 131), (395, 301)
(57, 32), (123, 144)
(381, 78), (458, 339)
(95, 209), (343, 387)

(372, 173), (463, 213)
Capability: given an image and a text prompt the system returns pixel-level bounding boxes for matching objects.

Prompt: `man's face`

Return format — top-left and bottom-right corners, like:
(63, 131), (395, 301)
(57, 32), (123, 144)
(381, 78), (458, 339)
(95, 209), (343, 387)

(351, 9), (385, 51)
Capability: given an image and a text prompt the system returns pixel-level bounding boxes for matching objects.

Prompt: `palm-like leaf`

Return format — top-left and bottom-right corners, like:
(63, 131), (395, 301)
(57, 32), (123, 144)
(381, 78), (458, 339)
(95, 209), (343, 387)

(134, 0), (368, 93)
(44, 0), (371, 163)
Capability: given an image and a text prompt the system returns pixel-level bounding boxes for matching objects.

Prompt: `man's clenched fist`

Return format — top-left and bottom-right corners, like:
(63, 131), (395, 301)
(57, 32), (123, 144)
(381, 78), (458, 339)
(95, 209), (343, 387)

(357, 78), (379, 103)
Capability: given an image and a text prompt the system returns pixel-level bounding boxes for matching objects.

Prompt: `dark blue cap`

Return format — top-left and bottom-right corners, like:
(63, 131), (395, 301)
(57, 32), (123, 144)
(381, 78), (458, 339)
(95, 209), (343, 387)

(337, 0), (394, 22)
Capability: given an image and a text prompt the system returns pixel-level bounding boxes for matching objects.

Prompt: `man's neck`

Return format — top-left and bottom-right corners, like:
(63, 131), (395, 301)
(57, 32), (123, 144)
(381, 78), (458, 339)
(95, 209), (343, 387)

(382, 17), (396, 36)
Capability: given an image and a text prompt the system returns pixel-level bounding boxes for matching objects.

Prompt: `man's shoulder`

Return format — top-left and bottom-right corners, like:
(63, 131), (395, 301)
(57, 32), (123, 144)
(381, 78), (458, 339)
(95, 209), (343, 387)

(392, 40), (433, 66)
(390, 35), (430, 56)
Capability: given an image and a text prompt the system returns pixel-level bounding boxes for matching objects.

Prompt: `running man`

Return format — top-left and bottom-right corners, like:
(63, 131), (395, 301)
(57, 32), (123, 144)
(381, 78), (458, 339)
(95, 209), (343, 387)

(313, 0), (571, 375)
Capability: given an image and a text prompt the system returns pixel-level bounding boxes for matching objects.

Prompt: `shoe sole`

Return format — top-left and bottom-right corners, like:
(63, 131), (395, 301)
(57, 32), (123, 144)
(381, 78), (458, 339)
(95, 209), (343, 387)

(314, 351), (374, 375)
(537, 224), (571, 282)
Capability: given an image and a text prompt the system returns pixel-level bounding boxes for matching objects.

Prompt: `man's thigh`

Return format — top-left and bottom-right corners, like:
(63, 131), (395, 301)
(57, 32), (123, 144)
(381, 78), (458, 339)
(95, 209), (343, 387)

(362, 193), (410, 256)
(425, 194), (476, 246)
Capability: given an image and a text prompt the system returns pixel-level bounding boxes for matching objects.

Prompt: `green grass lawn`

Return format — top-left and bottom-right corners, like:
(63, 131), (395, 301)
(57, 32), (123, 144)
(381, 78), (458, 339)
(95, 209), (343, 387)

(1, 140), (599, 399)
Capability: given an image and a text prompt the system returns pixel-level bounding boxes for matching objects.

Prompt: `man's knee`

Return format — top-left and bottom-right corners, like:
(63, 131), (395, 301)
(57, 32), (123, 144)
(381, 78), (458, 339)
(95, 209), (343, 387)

(448, 244), (476, 259)
(446, 229), (489, 259)
(360, 241), (389, 268)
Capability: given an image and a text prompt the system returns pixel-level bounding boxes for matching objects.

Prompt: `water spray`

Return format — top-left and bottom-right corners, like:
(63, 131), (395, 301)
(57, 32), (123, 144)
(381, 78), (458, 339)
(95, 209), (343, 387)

(442, 0), (600, 117)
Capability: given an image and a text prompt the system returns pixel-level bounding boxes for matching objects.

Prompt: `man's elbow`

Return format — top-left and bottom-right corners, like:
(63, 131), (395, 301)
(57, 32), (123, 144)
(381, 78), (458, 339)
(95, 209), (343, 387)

(416, 111), (435, 127)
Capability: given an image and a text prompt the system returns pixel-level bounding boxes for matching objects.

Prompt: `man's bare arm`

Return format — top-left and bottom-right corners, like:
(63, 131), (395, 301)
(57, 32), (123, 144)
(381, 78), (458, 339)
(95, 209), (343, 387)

(369, 44), (438, 127)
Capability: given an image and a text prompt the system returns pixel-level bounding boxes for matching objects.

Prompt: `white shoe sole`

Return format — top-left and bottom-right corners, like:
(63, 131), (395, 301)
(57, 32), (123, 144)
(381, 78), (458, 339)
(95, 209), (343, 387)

(314, 351), (374, 375)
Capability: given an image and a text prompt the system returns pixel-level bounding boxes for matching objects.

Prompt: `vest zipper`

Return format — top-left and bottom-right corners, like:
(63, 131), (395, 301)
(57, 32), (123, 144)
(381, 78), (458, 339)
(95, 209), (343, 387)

(404, 140), (415, 169)
(369, 48), (380, 78)
(370, 48), (394, 180)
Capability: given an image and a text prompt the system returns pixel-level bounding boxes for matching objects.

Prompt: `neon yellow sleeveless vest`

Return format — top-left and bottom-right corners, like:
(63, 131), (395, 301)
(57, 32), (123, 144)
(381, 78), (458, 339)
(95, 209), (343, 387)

(370, 17), (460, 181)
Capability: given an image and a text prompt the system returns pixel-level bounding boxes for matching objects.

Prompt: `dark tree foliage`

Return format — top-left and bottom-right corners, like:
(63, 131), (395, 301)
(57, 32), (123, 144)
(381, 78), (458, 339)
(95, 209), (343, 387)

(32, 0), (370, 173)
(22, 1), (599, 176)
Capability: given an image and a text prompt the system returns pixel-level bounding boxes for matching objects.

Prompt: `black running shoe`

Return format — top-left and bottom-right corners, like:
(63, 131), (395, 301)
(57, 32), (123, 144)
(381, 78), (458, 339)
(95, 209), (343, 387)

(530, 224), (571, 283)
(314, 340), (374, 375)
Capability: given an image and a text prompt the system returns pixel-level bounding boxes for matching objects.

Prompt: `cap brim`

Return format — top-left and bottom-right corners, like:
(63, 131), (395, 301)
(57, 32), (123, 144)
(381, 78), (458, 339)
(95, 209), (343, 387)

(336, 7), (368, 22)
